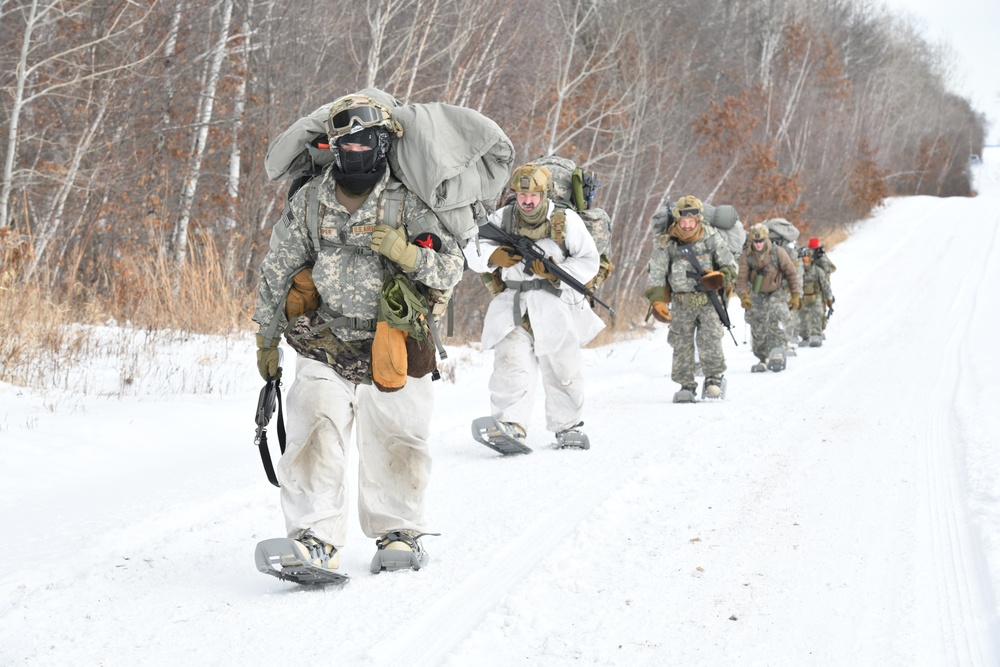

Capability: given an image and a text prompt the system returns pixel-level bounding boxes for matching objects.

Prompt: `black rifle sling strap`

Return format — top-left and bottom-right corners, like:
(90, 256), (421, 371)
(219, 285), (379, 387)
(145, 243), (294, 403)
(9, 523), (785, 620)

(254, 377), (286, 487)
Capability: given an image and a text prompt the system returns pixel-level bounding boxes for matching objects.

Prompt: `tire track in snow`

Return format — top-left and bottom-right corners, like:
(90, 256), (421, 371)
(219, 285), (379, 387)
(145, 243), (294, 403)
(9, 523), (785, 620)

(921, 214), (1000, 666)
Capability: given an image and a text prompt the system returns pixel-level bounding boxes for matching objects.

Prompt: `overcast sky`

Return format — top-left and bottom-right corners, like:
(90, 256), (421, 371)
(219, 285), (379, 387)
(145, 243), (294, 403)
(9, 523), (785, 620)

(879, 0), (1000, 146)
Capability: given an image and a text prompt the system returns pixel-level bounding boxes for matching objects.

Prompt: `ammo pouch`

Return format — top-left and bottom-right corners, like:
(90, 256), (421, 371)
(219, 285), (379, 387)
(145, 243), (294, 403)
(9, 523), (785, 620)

(372, 273), (435, 392)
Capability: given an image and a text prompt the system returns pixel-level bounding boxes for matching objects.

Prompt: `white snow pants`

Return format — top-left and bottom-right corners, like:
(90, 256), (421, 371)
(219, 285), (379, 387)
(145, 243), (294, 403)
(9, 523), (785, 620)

(276, 355), (434, 548)
(488, 326), (584, 434)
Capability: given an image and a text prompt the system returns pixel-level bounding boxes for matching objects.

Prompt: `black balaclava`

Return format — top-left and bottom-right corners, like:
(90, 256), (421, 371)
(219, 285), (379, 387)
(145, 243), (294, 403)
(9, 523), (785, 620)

(329, 127), (389, 195)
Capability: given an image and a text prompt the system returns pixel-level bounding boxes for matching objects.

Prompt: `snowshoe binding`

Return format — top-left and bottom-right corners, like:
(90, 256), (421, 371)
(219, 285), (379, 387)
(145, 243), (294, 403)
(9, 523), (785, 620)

(751, 361), (767, 373)
(702, 377), (727, 400)
(555, 422), (590, 450)
(255, 533), (348, 586)
(370, 530), (433, 574)
(471, 417), (532, 456)
(767, 347), (786, 372)
(808, 334), (822, 347)
(673, 385), (698, 403)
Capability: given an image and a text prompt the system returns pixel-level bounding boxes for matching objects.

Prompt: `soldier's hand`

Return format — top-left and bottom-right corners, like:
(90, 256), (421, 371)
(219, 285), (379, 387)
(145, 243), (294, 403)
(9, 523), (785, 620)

(370, 224), (419, 271)
(789, 293), (801, 311)
(255, 334), (281, 381)
(489, 246), (521, 268)
(700, 270), (725, 291)
(531, 257), (558, 281)
(740, 294), (752, 310)
(825, 299), (834, 309)
(651, 301), (672, 323)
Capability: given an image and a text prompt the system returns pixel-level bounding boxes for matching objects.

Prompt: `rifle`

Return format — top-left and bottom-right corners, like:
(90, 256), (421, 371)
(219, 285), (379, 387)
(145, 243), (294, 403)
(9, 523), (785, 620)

(676, 243), (738, 346)
(477, 220), (616, 317)
(826, 304), (834, 321)
(254, 348), (285, 488)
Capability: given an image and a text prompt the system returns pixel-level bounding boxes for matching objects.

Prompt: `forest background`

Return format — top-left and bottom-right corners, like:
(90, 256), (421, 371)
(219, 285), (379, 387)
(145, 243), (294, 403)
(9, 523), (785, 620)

(0, 0), (987, 389)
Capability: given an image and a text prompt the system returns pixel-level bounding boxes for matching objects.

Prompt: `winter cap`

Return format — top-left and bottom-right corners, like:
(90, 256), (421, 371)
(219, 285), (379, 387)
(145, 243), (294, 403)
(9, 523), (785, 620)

(808, 237), (820, 249)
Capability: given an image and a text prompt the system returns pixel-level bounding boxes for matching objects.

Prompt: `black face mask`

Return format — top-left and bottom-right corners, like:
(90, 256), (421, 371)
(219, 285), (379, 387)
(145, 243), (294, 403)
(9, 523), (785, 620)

(334, 128), (385, 174)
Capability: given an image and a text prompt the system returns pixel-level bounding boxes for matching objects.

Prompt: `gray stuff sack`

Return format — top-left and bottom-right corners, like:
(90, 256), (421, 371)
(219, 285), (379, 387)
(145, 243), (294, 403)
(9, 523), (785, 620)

(263, 88), (515, 242)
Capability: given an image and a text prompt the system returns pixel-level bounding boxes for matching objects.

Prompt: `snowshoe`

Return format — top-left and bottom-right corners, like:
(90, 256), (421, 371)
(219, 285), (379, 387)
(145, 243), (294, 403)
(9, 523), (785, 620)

(701, 377), (727, 400)
(370, 531), (432, 574)
(767, 347), (786, 372)
(471, 416), (532, 455)
(555, 422), (590, 450)
(751, 361), (767, 373)
(255, 536), (348, 586)
(673, 386), (698, 403)
(808, 334), (822, 347)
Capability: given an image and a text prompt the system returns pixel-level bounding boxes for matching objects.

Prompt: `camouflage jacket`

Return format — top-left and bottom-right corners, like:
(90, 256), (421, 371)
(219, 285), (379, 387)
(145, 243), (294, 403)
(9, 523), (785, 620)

(252, 168), (465, 381)
(647, 224), (737, 295)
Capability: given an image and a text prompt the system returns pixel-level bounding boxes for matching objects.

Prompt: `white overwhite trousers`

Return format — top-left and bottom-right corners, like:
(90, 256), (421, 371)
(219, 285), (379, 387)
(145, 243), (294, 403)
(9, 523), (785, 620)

(277, 356), (434, 548)
(488, 326), (584, 434)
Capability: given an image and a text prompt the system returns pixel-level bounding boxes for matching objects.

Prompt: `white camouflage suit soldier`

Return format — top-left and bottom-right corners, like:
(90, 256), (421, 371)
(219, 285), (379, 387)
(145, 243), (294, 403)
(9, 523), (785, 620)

(253, 94), (465, 578)
(465, 163), (604, 452)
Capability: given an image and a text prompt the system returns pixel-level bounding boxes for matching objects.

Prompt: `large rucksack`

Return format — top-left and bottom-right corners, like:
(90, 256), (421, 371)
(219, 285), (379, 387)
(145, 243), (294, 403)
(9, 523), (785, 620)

(487, 155), (614, 295)
(650, 196), (746, 258)
(264, 87), (515, 243)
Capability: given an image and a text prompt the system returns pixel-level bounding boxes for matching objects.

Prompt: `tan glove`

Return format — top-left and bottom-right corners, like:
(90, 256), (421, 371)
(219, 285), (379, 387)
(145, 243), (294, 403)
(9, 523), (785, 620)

(700, 270), (725, 291)
(651, 302), (672, 323)
(789, 293), (801, 311)
(370, 224), (418, 271)
(740, 294), (751, 310)
(285, 268), (320, 319)
(255, 334), (281, 381)
(489, 246), (522, 268)
(531, 257), (558, 281)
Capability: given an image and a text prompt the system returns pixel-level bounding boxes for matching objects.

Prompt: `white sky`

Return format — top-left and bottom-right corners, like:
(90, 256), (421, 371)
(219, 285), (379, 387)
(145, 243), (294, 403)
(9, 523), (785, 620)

(879, 0), (1000, 145)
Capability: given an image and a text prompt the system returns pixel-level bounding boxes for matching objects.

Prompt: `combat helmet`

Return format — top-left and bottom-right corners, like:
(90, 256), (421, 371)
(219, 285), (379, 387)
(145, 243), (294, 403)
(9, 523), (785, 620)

(325, 94), (402, 140)
(324, 93), (401, 179)
(749, 223), (769, 243)
(671, 195), (703, 222)
(510, 163), (552, 194)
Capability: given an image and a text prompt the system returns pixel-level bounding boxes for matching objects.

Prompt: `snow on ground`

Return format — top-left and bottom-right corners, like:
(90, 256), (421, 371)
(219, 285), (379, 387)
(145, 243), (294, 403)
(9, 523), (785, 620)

(2, 151), (999, 666)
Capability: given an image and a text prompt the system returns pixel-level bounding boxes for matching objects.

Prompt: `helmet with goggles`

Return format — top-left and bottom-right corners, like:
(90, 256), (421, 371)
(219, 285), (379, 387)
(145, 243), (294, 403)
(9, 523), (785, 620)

(671, 195), (703, 221)
(325, 94), (401, 140)
(749, 223), (769, 243)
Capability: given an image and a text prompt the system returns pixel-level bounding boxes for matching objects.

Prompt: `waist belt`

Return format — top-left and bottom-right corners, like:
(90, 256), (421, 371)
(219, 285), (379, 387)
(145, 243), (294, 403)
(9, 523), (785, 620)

(506, 279), (561, 327)
(290, 304), (377, 341)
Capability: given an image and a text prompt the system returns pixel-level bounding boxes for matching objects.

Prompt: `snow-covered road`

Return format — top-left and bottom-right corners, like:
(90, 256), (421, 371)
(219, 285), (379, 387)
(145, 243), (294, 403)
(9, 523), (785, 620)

(2, 151), (999, 666)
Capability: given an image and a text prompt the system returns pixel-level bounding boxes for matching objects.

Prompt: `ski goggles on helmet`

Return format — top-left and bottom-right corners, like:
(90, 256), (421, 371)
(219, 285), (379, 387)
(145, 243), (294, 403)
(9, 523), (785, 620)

(326, 105), (387, 137)
(677, 207), (700, 217)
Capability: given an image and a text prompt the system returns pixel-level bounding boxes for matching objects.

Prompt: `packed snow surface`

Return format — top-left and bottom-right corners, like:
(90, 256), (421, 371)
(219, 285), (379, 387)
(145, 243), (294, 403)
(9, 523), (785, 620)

(2, 152), (999, 666)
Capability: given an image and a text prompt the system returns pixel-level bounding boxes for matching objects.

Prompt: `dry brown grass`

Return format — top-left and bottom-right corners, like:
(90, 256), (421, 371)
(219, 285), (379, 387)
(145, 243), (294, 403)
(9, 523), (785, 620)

(0, 233), (254, 389)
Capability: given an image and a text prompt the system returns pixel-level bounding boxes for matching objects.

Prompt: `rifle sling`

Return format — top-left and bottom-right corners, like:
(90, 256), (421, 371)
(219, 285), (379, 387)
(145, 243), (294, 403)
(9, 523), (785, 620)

(255, 381), (286, 488)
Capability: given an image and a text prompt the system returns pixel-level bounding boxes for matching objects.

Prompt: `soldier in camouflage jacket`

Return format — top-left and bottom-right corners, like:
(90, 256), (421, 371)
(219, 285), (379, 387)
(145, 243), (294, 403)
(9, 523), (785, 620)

(252, 94), (464, 574)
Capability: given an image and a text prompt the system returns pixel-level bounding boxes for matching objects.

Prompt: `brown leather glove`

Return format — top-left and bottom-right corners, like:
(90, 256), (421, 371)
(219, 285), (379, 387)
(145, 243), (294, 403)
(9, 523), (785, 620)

(489, 246), (522, 268)
(255, 334), (281, 381)
(740, 294), (752, 310)
(286, 268), (320, 319)
(651, 302), (672, 323)
(789, 293), (801, 311)
(700, 270), (725, 291)
(531, 257), (558, 281)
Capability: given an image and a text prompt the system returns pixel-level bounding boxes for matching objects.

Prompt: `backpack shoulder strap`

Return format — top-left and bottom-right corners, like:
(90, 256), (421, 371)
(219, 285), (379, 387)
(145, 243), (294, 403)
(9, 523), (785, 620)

(379, 180), (406, 229)
(306, 180), (322, 255)
(549, 209), (567, 246)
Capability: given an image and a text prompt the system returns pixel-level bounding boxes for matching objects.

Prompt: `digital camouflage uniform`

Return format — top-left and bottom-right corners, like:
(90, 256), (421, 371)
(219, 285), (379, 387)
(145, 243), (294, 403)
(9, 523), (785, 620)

(736, 240), (801, 363)
(797, 252), (833, 341)
(647, 224), (737, 392)
(252, 168), (464, 548)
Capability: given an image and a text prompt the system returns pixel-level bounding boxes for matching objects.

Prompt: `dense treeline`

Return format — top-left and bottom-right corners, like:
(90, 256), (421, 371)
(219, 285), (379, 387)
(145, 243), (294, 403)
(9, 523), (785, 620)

(0, 0), (985, 341)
